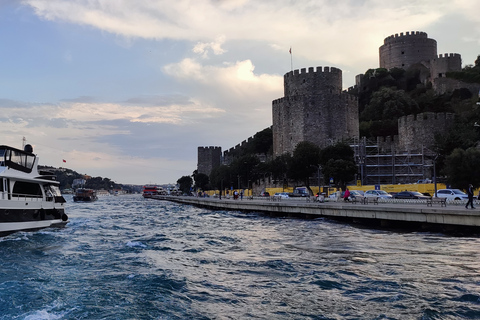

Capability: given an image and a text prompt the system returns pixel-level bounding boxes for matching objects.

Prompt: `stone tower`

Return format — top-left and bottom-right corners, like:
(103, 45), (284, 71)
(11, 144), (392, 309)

(272, 67), (359, 157)
(197, 146), (222, 176)
(379, 31), (437, 70)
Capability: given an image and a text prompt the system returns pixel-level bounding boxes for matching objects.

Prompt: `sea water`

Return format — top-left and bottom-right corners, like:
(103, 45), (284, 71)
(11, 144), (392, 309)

(0, 195), (479, 319)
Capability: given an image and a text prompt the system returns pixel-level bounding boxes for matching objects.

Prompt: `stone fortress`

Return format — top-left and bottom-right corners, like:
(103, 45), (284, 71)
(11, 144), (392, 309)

(198, 31), (480, 185)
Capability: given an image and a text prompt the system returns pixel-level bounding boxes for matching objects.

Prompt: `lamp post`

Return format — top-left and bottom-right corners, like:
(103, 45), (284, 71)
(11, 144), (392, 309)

(310, 164), (322, 195)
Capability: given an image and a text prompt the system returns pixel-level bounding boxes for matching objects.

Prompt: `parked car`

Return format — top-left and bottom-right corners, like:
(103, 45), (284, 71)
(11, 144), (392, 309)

(273, 192), (289, 199)
(393, 191), (430, 200)
(289, 187), (309, 197)
(364, 190), (393, 199)
(348, 190), (365, 200)
(350, 190), (364, 196)
(435, 189), (472, 201)
(259, 191), (270, 197)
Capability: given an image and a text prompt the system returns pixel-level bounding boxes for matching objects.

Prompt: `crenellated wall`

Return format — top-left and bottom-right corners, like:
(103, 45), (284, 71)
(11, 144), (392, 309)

(283, 66), (342, 97)
(273, 67), (359, 156)
(430, 53), (462, 78)
(379, 31), (437, 71)
(197, 146), (222, 176)
(398, 112), (455, 151)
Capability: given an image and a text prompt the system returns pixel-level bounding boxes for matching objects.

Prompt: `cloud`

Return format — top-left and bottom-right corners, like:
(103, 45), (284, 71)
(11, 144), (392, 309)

(23, 0), (480, 69)
(163, 58), (282, 99)
(193, 35), (227, 58)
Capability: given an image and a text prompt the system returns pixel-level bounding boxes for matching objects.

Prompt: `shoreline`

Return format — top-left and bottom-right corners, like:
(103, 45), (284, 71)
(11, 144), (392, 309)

(153, 196), (480, 234)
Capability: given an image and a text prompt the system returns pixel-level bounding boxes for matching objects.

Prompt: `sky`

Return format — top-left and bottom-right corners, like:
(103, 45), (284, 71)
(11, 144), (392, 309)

(0, 0), (479, 185)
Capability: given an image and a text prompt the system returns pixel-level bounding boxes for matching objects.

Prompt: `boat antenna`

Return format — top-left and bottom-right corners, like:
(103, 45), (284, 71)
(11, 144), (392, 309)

(22, 137), (26, 149)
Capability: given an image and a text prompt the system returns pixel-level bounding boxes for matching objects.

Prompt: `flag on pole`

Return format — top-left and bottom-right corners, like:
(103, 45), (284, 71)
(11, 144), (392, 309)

(63, 159), (66, 163)
(289, 47), (291, 54)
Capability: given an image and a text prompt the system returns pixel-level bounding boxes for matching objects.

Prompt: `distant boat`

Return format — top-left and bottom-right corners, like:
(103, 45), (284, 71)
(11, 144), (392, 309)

(73, 188), (98, 202)
(142, 185), (164, 198)
(0, 144), (68, 236)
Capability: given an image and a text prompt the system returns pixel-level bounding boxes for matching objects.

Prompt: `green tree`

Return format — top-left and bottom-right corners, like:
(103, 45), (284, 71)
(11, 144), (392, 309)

(209, 165), (231, 191)
(193, 172), (210, 191)
(444, 147), (480, 189)
(177, 175), (193, 194)
(288, 141), (321, 192)
(267, 153), (292, 183)
(319, 143), (357, 188)
(360, 87), (419, 121)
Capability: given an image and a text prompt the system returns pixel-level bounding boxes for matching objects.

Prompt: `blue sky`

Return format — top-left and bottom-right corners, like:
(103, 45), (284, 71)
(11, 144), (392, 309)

(0, 0), (478, 185)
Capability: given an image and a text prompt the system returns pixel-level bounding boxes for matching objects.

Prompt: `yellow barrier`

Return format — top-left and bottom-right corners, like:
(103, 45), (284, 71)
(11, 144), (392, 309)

(265, 183), (448, 196)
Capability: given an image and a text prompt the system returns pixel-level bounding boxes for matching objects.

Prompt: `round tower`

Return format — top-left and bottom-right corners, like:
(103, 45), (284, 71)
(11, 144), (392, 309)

(379, 31), (437, 70)
(283, 66), (342, 97)
(273, 66), (359, 157)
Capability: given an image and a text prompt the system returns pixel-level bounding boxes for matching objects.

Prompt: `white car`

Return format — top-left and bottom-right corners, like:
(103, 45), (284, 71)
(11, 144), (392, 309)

(364, 190), (392, 199)
(435, 189), (470, 201)
(273, 192), (289, 199)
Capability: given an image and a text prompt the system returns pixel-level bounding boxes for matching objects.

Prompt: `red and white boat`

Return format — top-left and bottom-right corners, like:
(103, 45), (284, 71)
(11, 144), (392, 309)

(142, 185), (164, 198)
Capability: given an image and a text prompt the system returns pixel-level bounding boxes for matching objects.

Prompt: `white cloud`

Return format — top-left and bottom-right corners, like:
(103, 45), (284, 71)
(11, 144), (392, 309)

(23, 0), (480, 68)
(193, 35), (227, 58)
(163, 58), (282, 98)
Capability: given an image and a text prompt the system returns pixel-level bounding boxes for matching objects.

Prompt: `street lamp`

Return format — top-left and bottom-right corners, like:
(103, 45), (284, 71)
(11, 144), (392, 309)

(310, 164), (322, 195)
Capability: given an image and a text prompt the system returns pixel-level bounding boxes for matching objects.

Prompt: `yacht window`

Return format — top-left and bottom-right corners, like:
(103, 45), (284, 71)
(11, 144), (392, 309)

(12, 181), (43, 198)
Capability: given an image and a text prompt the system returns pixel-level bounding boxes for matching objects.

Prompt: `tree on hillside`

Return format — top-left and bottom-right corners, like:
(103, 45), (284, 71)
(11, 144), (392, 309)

(444, 147), (480, 189)
(361, 87), (420, 121)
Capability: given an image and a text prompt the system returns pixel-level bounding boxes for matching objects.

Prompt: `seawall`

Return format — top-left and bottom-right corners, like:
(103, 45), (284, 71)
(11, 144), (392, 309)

(153, 196), (480, 233)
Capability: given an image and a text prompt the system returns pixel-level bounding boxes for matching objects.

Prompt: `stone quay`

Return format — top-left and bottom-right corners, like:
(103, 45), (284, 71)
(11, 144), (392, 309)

(153, 196), (480, 234)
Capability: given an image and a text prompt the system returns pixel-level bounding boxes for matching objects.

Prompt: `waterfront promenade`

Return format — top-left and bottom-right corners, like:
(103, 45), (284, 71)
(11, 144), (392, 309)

(154, 195), (480, 232)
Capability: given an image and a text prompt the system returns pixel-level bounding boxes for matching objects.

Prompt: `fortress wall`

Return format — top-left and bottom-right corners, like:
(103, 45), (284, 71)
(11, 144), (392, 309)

(430, 53), (462, 78)
(379, 31), (437, 70)
(398, 112), (455, 151)
(432, 77), (480, 96)
(283, 66), (342, 97)
(197, 146), (222, 175)
(273, 91), (359, 156)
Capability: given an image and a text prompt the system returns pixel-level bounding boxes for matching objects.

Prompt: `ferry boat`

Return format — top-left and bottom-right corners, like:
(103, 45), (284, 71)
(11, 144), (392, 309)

(0, 144), (68, 236)
(73, 188), (98, 202)
(142, 185), (163, 198)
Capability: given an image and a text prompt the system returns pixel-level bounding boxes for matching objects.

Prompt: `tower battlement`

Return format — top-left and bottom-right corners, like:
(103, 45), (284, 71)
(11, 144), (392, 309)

(379, 31), (437, 70)
(382, 31), (428, 45)
(437, 53), (461, 59)
(284, 66), (342, 97)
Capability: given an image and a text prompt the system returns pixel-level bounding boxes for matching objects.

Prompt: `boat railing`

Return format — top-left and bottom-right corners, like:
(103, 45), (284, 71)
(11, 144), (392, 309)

(11, 193), (43, 201)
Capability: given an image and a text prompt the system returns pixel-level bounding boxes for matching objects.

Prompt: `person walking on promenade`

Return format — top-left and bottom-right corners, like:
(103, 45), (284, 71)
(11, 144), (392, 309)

(466, 184), (475, 209)
(344, 188), (350, 202)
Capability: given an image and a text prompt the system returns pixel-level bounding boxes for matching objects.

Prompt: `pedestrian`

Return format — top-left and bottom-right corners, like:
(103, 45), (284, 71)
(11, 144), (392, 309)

(240, 190), (243, 200)
(466, 184), (475, 209)
(344, 188), (350, 202)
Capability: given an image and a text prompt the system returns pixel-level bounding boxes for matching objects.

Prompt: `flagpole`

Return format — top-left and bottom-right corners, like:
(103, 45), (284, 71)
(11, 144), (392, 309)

(289, 47), (293, 71)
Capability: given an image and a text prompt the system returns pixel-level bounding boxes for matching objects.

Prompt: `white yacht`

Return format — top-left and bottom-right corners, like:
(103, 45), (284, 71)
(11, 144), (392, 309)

(0, 144), (68, 236)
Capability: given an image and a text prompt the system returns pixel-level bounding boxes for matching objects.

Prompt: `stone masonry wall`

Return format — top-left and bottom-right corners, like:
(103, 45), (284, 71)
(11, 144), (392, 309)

(273, 67), (359, 156)
(197, 146), (222, 176)
(398, 112), (455, 151)
(379, 31), (437, 70)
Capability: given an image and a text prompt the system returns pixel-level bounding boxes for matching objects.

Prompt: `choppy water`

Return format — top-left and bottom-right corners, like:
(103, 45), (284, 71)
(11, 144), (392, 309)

(0, 195), (479, 319)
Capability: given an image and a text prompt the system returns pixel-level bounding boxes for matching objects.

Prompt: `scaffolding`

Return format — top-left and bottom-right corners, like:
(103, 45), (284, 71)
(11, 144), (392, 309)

(351, 137), (436, 186)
